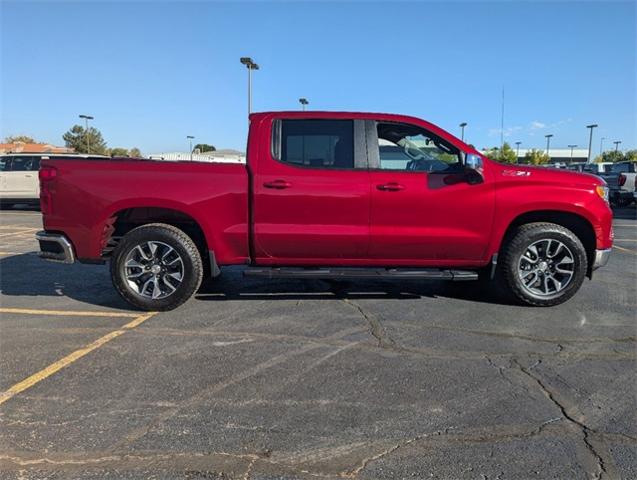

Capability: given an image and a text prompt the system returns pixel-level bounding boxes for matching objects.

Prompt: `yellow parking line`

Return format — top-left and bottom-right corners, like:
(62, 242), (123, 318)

(0, 229), (38, 238)
(613, 245), (636, 254)
(0, 308), (139, 318)
(0, 312), (156, 406)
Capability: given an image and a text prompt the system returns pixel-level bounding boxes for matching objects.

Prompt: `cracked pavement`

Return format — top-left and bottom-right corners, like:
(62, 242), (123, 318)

(0, 208), (636, 479)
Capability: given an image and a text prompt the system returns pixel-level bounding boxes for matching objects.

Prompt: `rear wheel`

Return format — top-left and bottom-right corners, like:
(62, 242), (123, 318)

(110, 223), (203, 311)
(500, 223), (588, 306)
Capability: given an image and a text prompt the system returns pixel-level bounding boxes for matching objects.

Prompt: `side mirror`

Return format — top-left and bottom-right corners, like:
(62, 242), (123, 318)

(464, 154), (484, 185)
(465, 153), (483, 171)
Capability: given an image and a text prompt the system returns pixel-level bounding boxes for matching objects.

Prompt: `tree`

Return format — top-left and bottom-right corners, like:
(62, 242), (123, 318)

(4, 135), (36, 143)
(110, 147), (130, 157)
(484, 142), (517, 164)
(524, 149), (550, 165)
(62, 125), (108, 155)
(624, 150), (637, 162)
(595, 150), (625, 163)
(129, 147), (142, 158)
(193, 143), (215, 153)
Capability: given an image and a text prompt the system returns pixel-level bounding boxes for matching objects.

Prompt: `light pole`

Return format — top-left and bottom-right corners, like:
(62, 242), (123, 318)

(568, 144), (577, 164)
(79, 114), (94, 154)
(187, 135), (194, 161)
(586, 124), (598, 163)
(545, 134), (553, 157)
(515, 141), (521, 161)
(299, 98), (309, 111)
(459, 122), (467, 142)
(614, 140), (622, 152)
(599, 137), (605, 155)
(240, 57), (259, 116)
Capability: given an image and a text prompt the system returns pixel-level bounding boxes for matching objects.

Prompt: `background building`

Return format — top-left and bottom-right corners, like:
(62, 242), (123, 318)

(148, 149), (245, 163)
(0, 142), (73, 154)
(515, 147), (589, 164)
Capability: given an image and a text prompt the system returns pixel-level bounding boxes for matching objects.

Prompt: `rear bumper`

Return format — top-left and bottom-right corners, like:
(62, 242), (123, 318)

(592, 248), (612, 270)
(35, 231), (75, 264)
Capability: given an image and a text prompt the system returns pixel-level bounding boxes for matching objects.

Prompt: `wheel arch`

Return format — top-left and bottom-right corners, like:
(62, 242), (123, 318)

(102, 205), (219, 277)
(497, 210), (597, 278)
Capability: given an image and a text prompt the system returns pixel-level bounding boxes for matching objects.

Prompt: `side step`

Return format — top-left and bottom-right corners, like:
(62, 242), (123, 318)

(244, 267), (478, 281)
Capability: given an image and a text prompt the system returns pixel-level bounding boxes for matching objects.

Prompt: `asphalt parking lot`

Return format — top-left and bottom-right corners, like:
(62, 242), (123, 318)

(0, 207), (635, 479)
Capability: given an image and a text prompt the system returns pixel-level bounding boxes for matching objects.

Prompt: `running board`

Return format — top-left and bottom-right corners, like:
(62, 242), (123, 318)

(243, 267), (478, 281)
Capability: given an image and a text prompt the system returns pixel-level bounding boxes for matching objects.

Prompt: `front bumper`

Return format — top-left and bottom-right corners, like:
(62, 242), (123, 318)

(35, 231), (75, 264)
(592, 248), (612, 270)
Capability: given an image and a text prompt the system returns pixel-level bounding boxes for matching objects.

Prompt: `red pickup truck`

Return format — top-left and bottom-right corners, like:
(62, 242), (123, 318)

(36, 111), (613, 310)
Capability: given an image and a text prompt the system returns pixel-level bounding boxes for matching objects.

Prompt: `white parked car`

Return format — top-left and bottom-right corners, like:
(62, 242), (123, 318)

(0, 153), (108, 208)
(0, 154), (42, 207)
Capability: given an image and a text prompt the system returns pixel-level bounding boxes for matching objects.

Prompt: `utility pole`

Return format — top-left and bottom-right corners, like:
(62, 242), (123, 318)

(568, 144), (577, 164)
(79, 114), (94, 154)
(599, 137), (605, 155)
(586, 124), (598, 163)
(459, 122), (467, 142)
(545, 134), (553, 157)
(240, 57), (259, 116)
(187, 136), (194, 161)
(614, 140), (622, 152)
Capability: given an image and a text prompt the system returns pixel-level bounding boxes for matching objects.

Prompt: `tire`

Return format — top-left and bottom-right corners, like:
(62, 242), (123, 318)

(110, 223), (203, 311)
(500, 223), (588, 307)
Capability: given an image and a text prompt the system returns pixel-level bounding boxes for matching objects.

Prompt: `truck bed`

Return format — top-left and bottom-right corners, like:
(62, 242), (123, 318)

(41, 157), (249, 263)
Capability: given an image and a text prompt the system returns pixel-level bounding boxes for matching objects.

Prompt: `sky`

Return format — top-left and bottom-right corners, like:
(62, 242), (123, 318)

(1, 0), (635, 155)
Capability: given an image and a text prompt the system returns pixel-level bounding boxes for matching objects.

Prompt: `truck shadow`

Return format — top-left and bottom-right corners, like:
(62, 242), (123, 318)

(0, 254), (515, 309)
(0, 253), (133, 311)
(611, 205), (637, 220)
(195, 267), (515, 306)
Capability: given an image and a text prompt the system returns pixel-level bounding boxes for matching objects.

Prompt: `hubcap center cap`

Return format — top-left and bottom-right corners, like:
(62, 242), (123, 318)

(538, 261), (549, 272)
(150, 265), (161, 274)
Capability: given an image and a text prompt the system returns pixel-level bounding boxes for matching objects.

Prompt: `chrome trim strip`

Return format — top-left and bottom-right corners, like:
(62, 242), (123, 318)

(35, 231), (75, 264)
(592, 248), (612, 270)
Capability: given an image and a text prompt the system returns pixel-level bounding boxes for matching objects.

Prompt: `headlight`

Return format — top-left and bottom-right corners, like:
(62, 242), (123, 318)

(595, 185), (609, 203)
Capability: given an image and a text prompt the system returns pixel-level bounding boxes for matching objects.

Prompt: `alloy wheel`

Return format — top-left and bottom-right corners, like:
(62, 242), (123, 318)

(123, 241), (184, 299)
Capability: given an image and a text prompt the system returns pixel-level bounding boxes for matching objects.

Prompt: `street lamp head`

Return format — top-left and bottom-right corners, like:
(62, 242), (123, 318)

(299, 98), (309, 105)
(187, 135), (194, 139)
(568, 144), (577, 148)
(586, 124), (598, 129)
(515, 141), (521, 145)
(79, 114), (93, 120)
(545, 134), (553, 138)
(459, 122), (467, 128)
(240, 57), (259, 69)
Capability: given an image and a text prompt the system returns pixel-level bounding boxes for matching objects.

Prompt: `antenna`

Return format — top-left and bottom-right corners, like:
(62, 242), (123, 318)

(500, 86), (505, 149)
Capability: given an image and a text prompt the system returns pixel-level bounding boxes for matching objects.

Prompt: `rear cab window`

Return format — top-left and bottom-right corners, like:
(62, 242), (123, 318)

(274, 119), (355, 169)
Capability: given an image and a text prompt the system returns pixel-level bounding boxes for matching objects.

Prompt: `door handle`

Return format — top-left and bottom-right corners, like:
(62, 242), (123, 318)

(377, 182), (405, 191)
(263, 180), (292, 189)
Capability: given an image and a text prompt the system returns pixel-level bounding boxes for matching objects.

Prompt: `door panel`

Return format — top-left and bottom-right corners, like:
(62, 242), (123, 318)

(368, 121), (495, 264)
(5, 156), (39, 198)
(369, 170), (494, 262)
(253, 119), (370, 262)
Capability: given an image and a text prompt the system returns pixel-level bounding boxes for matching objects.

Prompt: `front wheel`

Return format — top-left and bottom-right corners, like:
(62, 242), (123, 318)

(110, 223), (203, 311)
(500, 223), (588, 307)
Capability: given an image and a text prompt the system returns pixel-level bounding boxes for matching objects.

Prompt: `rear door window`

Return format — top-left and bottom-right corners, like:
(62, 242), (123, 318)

(278, 119), (354, 169)
(9, 156), (37, 171)
(0, 157), (10, 171)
